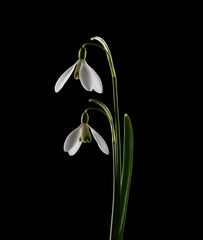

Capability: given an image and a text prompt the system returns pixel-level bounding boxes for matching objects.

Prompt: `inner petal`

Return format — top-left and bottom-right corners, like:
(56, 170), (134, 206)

(74, 59), (83, 80)
(81, 124), (92, 143)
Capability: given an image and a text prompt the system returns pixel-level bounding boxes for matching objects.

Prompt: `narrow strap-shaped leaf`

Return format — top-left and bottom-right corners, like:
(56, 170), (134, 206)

(119, 114), (134, 240)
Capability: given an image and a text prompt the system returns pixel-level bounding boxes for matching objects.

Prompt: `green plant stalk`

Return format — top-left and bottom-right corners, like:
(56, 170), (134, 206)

(87, 37), (127, 240)
(88, 99), (118, 239)
(90, 38), (122, 179)
(106, 49), (122, 240)
(91, 37), (122, 240)
(110, 140), (118, 240)
(110, 75), (121, 240)
(88, 99), (115, 143)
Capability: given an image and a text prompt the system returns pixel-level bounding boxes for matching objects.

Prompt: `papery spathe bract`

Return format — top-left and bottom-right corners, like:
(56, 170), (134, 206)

(64, 123), (109, 156)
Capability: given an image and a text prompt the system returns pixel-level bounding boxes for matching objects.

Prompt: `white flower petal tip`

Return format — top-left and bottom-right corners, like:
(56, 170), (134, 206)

(79, 61), (103, 94)
(67, 141), (82, 156)
(54, 61), (78, 93)
(89, 125), (109, 155)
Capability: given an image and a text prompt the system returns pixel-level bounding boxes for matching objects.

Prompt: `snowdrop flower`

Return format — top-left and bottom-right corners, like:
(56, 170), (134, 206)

(54, 47), (103, 93)
(64, 112), (109, 156)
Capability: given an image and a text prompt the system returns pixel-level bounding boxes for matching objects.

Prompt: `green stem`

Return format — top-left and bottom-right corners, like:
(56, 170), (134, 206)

(82, 42), (109, 56)
(86, 102), (118, 234)
(88, 99), (115, 143)
(87, 37), (122, 240)
(90, 37), (121, 175)
(85, 107), (109, 121)
(91, 37), (122, 240)
(109, 140), (118, 240)
(112, 76), (121, 178)
(107, 50), (122, 240)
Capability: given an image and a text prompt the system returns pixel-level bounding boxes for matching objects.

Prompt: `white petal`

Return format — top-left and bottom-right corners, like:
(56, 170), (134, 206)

(89, 125), (109, 155)
(68, 141), (82, 156)
(79, 61), (103, 93)
(54, 61), (78, 93)
(64, 124), (82, 155)
(79, 61), (94, 91)
(91, 67), (103, 94)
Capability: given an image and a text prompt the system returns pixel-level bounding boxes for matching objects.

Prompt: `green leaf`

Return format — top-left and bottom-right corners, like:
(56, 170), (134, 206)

(119, 114), (134, 240)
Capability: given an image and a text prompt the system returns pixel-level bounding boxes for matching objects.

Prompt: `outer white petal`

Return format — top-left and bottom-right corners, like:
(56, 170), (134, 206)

(79, 61), (103, 93)
(79, 61), (94, 91)
(91, 66), (103, 94)
(68, 141), (82, 156)
(54, 61), (78, 93)
(64, 124), (82, 156)
(88, 125), (109, 155)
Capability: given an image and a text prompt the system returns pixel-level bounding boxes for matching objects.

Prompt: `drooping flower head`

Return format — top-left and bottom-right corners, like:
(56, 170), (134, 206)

(63, 112), (109, 156)
(54, 47), (103, 93)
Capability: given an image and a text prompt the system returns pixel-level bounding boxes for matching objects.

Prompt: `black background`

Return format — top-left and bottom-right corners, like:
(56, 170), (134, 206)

(2, 2), (181, 239)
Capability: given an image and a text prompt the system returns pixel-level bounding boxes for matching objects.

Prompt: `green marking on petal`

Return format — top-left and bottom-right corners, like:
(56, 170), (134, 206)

(83, 135), (92, 143)
(74, 59), (83, 80)
(81, 124), (92, 143)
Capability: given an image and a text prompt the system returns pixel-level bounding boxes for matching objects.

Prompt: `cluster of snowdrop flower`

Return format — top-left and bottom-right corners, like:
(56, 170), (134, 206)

(55, 47), (109, 155)
(55, 37), (134, 240)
